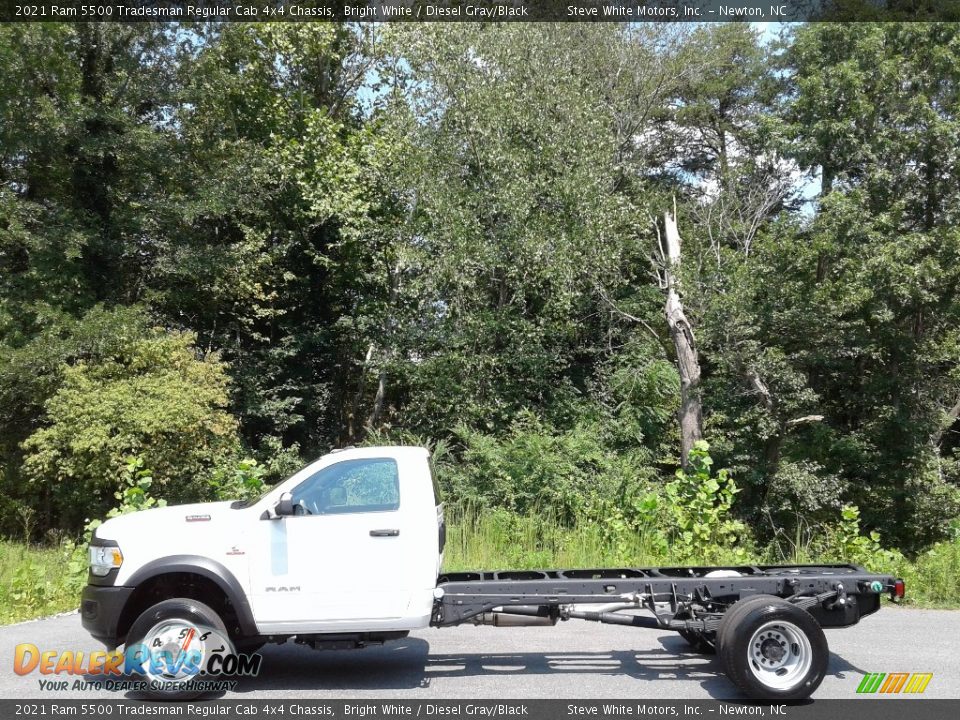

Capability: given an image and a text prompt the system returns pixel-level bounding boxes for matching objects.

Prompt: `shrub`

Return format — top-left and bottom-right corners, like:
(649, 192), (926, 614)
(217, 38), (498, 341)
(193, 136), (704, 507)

(813, 503), (905, 572)
(21, 329), (240, 531)
(208, 458), (267, 502)
(445, 410), (657, 523)
(664, 440), (752, 564)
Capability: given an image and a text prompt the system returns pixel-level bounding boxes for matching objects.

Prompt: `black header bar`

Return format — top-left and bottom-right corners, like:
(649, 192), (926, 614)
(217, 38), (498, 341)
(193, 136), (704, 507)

(0, 700), (958, 718)
(2, 0), (960, 23)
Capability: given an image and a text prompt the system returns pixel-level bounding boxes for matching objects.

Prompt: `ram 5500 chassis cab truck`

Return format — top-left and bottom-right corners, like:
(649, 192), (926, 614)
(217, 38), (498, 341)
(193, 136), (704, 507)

(82, 446), (904, 700)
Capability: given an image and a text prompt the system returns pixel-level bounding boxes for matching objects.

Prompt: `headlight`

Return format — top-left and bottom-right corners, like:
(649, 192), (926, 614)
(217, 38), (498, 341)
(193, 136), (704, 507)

(89, 544), (123, 577)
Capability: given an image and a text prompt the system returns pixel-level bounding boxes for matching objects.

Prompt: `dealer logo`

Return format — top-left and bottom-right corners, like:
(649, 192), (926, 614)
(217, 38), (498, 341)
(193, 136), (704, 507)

(856, 672), (933, 694)
(14, 622), (261, 698)
(133, 621), (259, 689)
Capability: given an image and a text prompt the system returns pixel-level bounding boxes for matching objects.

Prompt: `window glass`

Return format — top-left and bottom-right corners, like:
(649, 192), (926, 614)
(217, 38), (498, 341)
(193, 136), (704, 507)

(290, 458), (399, 515)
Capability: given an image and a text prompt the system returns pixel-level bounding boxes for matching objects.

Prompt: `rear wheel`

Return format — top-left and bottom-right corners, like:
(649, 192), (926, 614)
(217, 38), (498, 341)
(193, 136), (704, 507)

(718, 597), (828, 700)
(716, 594), (776, 656)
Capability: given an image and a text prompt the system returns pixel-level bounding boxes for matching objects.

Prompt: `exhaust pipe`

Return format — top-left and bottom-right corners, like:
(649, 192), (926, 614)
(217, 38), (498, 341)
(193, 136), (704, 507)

(472, 606), (558, 627)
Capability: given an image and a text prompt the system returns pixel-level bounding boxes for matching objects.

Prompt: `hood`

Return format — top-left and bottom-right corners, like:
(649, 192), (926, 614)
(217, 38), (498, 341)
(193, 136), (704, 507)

(95, 500), (239, 541)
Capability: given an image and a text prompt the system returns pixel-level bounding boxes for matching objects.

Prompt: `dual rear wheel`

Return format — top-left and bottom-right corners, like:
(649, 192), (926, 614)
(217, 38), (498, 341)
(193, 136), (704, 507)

(716, 595), (828, 700)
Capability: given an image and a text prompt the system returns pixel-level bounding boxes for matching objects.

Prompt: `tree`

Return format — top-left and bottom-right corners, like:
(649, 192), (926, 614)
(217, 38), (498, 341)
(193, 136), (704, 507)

(21, 326), (239, 531)
(381, 24), (640, 436)
(760, 23), (960, 547)
(659, 209), (703, 468)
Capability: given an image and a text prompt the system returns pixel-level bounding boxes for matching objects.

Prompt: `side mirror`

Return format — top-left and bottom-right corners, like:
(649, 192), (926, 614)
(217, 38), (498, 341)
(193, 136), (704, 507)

(274, 492), (295, 517)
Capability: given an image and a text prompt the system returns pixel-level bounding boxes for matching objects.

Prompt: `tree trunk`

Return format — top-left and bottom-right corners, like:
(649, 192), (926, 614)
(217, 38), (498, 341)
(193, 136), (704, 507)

(369, 368), (388, 429)
(366, 261), (402, 430)
(346, 343), (375, 442)
(662, 210), (703, 468)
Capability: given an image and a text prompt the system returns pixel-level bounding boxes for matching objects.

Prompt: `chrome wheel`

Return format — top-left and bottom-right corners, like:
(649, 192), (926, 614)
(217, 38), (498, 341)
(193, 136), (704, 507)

(746, 620), (813, 691)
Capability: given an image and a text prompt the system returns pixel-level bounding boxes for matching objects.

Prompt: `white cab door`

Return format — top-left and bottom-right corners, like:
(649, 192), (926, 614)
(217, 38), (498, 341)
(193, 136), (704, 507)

(248, 457), (414, 630)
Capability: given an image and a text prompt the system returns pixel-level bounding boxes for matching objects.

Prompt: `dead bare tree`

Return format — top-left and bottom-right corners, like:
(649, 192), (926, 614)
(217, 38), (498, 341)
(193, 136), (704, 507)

(657, 205), (703, 469)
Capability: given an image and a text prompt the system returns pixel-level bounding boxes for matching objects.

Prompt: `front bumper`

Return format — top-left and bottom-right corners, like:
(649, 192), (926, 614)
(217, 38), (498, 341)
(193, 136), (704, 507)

(80, 584), (134, 649)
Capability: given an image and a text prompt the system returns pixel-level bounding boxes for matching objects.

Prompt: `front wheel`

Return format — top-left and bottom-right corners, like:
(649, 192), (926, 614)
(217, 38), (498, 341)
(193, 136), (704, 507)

(718, 598), (828, 701)
(125, 598), (231, 700)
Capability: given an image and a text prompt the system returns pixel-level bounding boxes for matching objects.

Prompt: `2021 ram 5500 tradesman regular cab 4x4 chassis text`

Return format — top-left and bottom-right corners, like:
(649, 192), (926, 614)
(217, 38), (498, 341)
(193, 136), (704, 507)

(81, 445), (904, 700)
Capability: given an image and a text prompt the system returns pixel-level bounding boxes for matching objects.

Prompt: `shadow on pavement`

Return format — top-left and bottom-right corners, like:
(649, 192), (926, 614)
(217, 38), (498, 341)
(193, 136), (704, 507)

(114, 633), (863, 702)
(214, 633), (867, 700)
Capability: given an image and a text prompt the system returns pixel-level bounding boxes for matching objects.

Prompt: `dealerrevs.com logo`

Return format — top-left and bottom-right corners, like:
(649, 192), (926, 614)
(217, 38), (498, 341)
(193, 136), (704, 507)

(856, 672), (934, 694)
(14, 623), (261, 697)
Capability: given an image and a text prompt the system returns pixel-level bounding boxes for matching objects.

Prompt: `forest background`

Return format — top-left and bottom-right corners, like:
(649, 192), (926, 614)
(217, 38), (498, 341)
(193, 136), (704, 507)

(1, 21), (959, 621)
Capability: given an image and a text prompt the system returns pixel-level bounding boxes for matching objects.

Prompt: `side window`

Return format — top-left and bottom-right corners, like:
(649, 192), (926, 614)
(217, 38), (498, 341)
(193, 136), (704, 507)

(290, 458), (400, 515)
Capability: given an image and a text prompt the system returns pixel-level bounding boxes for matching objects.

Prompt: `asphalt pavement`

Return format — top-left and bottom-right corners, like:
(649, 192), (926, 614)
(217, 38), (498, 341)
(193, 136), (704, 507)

(0, 606), (956, 700)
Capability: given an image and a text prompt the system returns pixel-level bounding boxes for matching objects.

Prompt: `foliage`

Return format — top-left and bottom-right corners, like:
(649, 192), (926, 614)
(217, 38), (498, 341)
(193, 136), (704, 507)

(20, 329), (239, 530)
(443, 410), (658, 524)
(63, 457), (169, 580)
(208, 458), (267, 503)
(814, 504), (905, 573)
(664, 441), (750, 563)
(0, 23), (957, 574)
(0, 539), (82, 624)
(0, 456), (169, 624)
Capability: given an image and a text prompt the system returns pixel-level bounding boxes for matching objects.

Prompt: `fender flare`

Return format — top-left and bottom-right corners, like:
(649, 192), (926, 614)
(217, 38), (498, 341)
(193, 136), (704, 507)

(124, 555), (258, 637)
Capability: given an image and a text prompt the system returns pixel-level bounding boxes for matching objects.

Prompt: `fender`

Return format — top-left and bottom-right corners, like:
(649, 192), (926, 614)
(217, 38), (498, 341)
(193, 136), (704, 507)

(125, 555), (258, 636)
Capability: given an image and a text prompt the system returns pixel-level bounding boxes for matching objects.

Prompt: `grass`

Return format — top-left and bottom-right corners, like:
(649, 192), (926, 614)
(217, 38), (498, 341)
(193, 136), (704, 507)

(442, 507), (680, 570)
(442, 508), (960, 609)
(1, 510), (958, 626)
(896, 539), (960, 608)
(0, 538), (83, 624)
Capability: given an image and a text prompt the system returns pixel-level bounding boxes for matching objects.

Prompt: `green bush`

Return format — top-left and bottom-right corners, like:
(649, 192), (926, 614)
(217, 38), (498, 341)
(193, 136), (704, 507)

(207, 458), (267, 502)
(0, 538), (86, 624)
(664, 441), (752, 564)
(443, 410), (658, 524)
(21, 329), (241, 531)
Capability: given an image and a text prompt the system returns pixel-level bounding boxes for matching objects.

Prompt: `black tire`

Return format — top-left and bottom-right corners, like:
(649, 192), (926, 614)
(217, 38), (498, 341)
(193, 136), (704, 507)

(718, 597), (828, 701)
(125, 598), (229, 700)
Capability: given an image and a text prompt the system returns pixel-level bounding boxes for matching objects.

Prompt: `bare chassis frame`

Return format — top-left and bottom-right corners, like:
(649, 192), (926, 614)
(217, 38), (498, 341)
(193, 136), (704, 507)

(432, 564), (900, 633)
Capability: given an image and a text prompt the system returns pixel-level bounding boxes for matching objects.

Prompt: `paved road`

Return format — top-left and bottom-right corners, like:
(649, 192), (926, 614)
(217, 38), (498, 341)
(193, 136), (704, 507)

(0, 607), (956, 700)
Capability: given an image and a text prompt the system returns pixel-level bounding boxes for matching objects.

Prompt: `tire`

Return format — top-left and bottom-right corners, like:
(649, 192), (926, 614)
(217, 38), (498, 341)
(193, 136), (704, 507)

(718, 597), (828, 701)
(125, 598), (229, 700)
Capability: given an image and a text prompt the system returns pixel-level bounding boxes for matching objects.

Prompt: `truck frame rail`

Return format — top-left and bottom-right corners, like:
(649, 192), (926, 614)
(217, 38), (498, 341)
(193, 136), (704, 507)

(432, 563), (901, 631)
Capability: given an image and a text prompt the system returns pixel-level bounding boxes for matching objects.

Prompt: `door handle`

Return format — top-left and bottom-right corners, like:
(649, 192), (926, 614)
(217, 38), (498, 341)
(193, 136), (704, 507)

(370, 529), (400, 537)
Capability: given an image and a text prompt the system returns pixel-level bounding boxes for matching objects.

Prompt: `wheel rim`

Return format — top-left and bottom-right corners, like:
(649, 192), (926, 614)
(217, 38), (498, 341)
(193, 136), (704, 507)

(141, 619), (204, 683)
(746, 620), (813, 691)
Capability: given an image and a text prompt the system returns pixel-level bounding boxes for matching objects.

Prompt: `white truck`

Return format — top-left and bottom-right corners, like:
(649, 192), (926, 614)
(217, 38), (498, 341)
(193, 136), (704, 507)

(82, 445), (903, 700)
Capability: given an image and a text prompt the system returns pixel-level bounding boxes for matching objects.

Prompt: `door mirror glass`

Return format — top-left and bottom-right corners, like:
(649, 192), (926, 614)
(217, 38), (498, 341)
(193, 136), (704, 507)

(275, 492), (294, 517)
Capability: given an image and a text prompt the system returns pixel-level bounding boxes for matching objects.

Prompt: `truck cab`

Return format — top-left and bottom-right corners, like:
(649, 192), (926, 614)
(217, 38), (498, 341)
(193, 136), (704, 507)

(81, 446), (444, 650)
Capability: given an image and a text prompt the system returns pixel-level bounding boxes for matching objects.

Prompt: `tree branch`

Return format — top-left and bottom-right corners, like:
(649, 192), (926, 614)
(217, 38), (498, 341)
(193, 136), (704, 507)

(785, 415), (824, 428)
(746, 367), (774, 413)
(595, 285), (670, 355)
